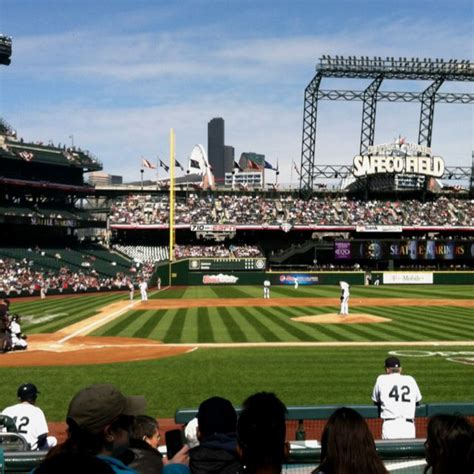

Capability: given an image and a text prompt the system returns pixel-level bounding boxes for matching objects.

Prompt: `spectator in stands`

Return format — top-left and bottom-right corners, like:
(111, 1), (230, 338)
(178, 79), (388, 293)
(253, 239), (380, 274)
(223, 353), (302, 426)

(189, 396), (241, 474)
(424, 414), (474, 474)
(2, 383), (57, 450)
(50, 384), (189, 474)
(312, 407), (387, 474)
(237, 392), (288, 474)
(118, 415), (164, 474)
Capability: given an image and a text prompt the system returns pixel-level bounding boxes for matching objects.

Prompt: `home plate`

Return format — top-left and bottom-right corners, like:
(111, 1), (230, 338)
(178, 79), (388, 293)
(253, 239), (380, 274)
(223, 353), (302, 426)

(292, 313), (392, 324)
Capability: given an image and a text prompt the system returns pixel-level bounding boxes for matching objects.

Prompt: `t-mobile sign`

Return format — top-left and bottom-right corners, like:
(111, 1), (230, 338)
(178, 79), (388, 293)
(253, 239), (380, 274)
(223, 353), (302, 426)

(335, 242), (351, 260)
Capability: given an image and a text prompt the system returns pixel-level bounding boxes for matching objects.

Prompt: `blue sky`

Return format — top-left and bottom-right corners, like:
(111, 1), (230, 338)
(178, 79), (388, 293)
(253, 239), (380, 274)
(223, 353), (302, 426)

(1, 0), (473, 184)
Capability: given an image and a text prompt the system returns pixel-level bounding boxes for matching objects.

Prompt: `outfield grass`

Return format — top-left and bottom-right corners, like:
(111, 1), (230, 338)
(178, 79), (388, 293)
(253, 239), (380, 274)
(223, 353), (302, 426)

(93, 285), (474, 343)
(0, 345), (472, 420)
(151, 284), (474, 300)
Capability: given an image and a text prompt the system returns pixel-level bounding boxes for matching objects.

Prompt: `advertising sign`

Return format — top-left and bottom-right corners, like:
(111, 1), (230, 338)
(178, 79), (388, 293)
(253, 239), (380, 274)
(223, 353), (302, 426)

(279, 274), (319, 285)
(334, 240), (470, 261)
(334, 242), (351, 260)
(203, 274), (239, 284)
(383, 272), (433, 284)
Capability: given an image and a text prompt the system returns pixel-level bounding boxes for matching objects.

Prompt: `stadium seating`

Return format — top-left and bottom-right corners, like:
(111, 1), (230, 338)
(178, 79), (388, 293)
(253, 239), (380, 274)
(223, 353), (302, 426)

(108, 194), (474, 226)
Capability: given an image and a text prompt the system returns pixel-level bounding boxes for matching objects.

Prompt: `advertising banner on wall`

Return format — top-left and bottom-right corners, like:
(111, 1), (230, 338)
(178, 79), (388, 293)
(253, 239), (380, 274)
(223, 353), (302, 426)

(203, 274), (239, 284)
(279, 274), (320, 285)
(383, 272), (434, 284)
(334, 240), (472, 261)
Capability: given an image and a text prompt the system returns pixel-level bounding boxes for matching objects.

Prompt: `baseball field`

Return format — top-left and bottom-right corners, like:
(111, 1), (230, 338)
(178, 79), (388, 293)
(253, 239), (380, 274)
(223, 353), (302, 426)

(0, 284), (472, 421)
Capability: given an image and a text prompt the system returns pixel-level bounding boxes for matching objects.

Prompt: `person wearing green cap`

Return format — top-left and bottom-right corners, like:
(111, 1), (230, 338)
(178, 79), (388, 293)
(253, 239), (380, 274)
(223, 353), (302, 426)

(34, 384), (190, 474)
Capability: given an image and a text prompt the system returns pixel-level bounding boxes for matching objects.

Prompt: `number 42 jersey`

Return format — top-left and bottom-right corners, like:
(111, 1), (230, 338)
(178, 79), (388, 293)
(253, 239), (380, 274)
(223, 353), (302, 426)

(2, 402), (49, 450)
(371, 373), (422, 420)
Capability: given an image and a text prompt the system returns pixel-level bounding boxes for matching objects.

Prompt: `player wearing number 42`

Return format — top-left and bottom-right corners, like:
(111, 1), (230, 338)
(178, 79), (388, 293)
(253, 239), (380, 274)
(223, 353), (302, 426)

(371, 357), (422, 440)
(1, 383), (57, 450)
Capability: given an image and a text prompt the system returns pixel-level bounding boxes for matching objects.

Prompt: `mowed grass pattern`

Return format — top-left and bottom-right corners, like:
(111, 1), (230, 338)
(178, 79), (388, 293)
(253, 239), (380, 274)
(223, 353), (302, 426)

(10, 293), (127, 334)
(93, 304), (474, 343)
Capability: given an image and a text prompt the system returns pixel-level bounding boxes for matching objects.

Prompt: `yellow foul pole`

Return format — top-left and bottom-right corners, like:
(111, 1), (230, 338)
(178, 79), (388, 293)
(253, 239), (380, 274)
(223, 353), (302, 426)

(168, 129), (175, 286)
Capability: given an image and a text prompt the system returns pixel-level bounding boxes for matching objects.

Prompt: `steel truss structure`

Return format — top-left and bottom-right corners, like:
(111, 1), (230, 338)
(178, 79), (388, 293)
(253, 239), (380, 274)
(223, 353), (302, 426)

(300, 56), (474, 192)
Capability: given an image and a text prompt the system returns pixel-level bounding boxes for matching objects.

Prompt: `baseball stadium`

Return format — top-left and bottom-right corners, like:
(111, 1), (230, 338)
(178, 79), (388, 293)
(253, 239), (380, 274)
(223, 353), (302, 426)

(1, 32), (473, 474)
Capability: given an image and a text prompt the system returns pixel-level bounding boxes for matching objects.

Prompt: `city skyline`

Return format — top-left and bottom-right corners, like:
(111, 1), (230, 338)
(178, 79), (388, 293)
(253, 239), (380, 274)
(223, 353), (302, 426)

(1, 0), (472, 185)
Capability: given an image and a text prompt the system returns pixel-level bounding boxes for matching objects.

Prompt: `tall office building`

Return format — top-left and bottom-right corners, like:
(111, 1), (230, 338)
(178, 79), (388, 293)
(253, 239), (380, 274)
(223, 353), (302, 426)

(208, 117), (225, 183)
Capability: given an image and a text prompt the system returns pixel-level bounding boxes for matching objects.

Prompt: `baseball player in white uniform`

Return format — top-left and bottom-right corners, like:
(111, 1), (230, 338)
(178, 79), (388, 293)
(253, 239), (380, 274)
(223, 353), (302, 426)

(263, 280), (271, 299)
(2, 383), (57, 450)
(294, 277), (299, 290)
(339, 281), (350, 315)
(9, 315), (27, 350)
(371, 357), (422, 439)
(139, 280), (148, 301)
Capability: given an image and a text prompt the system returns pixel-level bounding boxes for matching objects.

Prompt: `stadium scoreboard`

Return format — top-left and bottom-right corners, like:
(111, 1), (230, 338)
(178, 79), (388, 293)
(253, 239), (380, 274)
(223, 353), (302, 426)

(189, 258), (266, 271)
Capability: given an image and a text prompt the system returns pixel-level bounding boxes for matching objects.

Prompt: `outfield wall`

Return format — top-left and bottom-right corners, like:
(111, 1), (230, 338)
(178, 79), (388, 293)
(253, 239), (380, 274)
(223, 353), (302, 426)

(158, 260), (474, 286)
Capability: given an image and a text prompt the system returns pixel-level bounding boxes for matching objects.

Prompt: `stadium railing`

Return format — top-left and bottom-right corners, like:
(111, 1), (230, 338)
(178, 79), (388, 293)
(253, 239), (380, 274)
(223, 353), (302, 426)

(176, 402), (474, 474)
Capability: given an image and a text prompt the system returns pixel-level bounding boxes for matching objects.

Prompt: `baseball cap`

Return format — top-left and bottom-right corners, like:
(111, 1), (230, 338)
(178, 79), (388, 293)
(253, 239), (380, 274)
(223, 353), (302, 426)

(17, 383), (39, 400)
(198, 396), (237, 437)
(385, 356), (401, 368)
(67, 384), (146, 434)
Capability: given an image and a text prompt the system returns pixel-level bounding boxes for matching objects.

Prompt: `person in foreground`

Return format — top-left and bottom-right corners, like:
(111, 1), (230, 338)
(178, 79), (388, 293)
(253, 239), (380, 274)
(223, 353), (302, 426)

(118, 415), (164, 474)
(2, 383), (57, 450)
(189, 396), (241, 474)
(237, 392), (288, 474)
(34, 384), (189, 474)
(312, 407), (388, 474)
(371, 356), (422, 439)
(424, 414), (473, 474)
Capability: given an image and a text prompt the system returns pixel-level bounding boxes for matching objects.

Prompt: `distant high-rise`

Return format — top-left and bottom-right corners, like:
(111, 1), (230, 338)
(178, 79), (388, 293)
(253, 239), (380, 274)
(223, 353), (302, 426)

(224, 145), (235, 175)
(208, 118), (225, 182)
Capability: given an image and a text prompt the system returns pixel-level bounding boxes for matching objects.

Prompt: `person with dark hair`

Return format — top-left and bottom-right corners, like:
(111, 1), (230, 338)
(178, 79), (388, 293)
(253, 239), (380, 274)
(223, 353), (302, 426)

(45, 384), (189, 474)
(189, 396), (241, 474)
(2, 383), (57, 450)
(53, 383), (145, 473)
(237, 392), (288, 474)
(118, 415), (164, 474)
(312, 407), (387, 474)
(424, 414), (474, 474)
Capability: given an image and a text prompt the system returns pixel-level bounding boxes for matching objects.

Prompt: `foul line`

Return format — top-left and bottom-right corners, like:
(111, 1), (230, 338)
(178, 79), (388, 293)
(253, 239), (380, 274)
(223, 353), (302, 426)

(58, 301), (136, 344)
(162, 340), (474, 348)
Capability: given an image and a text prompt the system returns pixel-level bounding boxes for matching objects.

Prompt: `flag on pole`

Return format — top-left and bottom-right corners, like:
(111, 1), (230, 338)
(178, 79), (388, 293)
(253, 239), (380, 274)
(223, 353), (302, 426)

(142, 159), (156, 169)
(175, 159), (185, 171)
(293, 161), (301, 176)
(264, 160), (277, 171)
(159, 160), (170, 172)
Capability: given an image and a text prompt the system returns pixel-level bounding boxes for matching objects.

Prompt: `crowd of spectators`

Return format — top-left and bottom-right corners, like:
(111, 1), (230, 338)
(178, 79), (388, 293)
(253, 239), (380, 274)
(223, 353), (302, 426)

(0, 257), (155, 297)
(109, 194), (474, 227)
(174, 244), (263, 259)
(115, 245), (169, 263)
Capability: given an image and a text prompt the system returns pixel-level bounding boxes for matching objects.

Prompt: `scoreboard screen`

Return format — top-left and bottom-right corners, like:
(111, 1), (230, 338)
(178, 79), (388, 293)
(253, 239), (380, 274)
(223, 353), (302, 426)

(189, 258), (266, 271)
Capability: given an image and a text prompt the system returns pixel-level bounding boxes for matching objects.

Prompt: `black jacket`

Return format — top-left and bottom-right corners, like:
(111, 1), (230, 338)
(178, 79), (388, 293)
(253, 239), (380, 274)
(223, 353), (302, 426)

(189, 433), (242, 474)
(118, 438), (164, 474)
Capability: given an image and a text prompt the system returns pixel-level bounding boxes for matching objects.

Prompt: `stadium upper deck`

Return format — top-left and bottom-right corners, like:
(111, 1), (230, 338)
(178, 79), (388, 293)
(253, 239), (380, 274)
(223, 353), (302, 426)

(108, 193), (474, 230)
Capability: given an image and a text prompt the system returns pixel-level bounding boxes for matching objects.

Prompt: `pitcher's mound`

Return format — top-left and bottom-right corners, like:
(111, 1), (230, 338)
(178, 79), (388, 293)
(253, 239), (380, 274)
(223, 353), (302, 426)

(292, 313), (392, 324)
